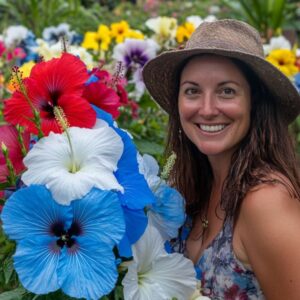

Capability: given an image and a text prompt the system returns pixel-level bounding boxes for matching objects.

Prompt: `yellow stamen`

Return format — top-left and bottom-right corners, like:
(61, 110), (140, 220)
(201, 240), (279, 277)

(53, 106), (78, 173)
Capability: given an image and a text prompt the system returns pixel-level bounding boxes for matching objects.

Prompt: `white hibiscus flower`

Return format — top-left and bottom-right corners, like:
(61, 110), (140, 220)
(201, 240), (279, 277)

(122, 224), (196, 300)
(22, 124), (123, 205)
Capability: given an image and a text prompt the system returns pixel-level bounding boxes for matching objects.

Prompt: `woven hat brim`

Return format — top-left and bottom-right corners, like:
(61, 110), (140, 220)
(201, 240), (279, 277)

(143, 48), (300, 124)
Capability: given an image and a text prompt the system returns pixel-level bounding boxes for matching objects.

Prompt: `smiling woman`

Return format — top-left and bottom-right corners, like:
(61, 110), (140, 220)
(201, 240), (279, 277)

(143, 19), (300, 300)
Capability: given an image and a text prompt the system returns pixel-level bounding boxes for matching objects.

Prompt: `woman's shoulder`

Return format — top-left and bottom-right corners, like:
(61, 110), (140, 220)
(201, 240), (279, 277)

(240, 171), (299, 223)
(236, 172), (300, 298)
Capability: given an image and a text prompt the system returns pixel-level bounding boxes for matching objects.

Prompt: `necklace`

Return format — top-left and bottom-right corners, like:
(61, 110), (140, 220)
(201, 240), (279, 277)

(201, 217), (209, 229)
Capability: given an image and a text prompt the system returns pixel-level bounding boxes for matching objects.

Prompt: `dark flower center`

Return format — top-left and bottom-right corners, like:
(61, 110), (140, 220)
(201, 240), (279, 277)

(42, 90), (61, 118)
(51, 220), (82, 249)
(125, 50), (148, 68)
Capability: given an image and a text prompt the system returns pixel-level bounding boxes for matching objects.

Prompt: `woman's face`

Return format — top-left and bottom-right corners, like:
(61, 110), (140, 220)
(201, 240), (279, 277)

(178, 55), (251, 160)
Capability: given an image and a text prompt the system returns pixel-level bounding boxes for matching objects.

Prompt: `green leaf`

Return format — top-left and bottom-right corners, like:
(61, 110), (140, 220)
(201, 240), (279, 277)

(134, 139), (164, 156)
(0, 287), (26, 300)
(3, 257), (15, 284)
(269, 0), (286, 30)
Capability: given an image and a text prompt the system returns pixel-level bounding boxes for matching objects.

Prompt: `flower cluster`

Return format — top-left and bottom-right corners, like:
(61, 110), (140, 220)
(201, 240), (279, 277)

(0, 51), (202, 299)
(264, 35), (300, 91)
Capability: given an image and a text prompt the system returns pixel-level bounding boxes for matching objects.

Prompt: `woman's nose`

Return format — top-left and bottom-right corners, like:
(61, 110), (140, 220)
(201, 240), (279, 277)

(198, 93), (219, 117)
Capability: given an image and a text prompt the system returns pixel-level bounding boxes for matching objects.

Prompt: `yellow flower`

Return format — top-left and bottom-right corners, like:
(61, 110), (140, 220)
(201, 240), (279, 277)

(176, 22), (195, 43)
(128, 29), (144, 40)
(7, 61), (35, 92)
(110, 20), (130, 44)
(266, 49), (298, 77)
(81, 24), (111, 51)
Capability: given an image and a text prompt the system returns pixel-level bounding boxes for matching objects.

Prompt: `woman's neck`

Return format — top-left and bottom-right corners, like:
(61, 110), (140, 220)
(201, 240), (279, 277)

(208, 153), (232, 188)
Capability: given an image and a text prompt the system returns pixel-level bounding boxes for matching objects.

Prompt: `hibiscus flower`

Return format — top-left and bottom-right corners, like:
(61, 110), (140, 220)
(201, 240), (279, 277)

(0, 124), (30, 183)
(84, 68), (128, 118)
(4, 53), (96, 136)
(1, 185), (125, 299)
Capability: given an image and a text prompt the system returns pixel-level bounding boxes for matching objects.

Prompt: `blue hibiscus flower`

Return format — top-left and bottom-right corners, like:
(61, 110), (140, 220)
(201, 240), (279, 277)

(1, 185), (125, 299)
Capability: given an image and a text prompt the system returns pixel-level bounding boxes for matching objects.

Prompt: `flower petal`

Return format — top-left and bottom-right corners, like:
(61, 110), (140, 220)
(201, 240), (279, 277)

(13, 236), (60, 294)
(123, 225), (197, 300)
(1, 185), (72, 241)
(71, 188), (125, 246)
(118, 207), (147, 257)
(58, 237), (118, 300)
(146, 253), (196, 300)
(149, 183), (185, 240)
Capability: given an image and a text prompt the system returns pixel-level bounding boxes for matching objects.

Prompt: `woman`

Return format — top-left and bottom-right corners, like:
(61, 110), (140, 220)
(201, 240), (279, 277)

(143, 19), (300, 299)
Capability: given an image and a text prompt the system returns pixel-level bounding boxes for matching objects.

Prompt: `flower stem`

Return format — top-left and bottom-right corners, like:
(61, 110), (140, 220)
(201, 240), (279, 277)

(53, 106), (77, 173)
(16, 125), (28, 157)
(1, 142), (16, 186)
(12, 67), (44, 139)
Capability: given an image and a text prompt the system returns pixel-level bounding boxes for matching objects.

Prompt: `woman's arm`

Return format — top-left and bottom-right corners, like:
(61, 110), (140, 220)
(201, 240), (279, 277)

(238, 182), (300, 300)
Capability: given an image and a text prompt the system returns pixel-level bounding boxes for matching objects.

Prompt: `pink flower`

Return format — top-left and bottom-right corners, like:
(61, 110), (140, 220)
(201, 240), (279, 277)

(0, 125), (30, 183)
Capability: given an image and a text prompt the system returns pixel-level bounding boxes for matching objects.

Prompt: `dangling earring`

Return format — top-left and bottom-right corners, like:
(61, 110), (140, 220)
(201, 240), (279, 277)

(178, 128), (182, 143)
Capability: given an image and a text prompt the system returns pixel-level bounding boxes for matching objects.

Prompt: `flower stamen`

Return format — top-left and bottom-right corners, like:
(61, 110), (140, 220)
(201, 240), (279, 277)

(53, 106), (78, 173)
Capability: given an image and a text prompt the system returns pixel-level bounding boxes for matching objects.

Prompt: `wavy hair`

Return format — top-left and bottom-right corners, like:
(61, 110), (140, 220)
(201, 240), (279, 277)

(166, 56), (300, 221)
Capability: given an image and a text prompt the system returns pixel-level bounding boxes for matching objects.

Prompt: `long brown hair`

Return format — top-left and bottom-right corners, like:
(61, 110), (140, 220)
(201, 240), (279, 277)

(166, 55), (300, 221)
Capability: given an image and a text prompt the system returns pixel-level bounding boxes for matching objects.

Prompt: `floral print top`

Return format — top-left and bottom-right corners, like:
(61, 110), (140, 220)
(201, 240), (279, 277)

(168, 216), (265, 300)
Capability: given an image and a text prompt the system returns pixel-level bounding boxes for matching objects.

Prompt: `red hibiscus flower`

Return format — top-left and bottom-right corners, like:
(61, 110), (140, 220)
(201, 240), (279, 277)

(4, 53), (96, 136)
(0, 125), (30, 183)
(83, 80), (121, 118)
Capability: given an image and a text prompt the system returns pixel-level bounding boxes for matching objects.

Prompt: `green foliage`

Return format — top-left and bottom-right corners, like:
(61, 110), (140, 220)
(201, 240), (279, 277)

(118, 91), (168, 164)
(0, 226), (18, 293)
(0, 0), (85, 37)
(220, 0), (300, 39)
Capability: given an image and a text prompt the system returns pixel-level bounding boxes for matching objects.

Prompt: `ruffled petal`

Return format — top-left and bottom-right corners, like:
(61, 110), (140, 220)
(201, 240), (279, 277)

(71, 188), (125, 246)
(58, 237), (118, 300)
(1, 185), (71, 241)
(13, 236), (60, 294)
(123, 225), (197, 300)
(118, 207), (147, 257)
(149, 183), (185, 240)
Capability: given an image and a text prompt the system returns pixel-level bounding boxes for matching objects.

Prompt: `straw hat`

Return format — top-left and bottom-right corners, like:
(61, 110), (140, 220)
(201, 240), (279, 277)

(142, 19), (300, 124)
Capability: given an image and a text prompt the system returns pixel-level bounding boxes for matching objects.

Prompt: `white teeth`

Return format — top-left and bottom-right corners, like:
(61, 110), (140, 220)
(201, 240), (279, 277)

(199, 124), (226, 132)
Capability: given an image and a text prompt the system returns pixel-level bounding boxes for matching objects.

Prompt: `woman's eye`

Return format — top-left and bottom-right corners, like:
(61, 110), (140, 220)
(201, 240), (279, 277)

(185, 88), (199, 95)
(220, 87), (236, 97)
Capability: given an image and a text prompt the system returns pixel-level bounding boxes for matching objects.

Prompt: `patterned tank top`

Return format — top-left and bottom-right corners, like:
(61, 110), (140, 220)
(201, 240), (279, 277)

(167, 216), (265, 300)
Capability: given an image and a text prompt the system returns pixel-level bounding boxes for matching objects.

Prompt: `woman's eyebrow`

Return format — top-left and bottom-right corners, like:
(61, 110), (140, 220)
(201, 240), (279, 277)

(218, 80), (241, 86)
(180, 80), (199, 86)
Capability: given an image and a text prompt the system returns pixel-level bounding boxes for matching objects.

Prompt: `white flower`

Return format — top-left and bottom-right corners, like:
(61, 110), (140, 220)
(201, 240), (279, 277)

(129, 68), (146, 100)
(4, 25), (29, 48)
(122, 224), (197, 300)
(137, 153), (161, 189)
(34, 39), (95, 68)
(204, 15), (217, 22)
(186, 15), (217, 29)
(186, 16), (203, 28)
(112, 38), (159, 71)
(22, 124), (124, 205)
(42, 23), (75, 45)
(263, 35), (291, 55)
(145, 17), (178, 47)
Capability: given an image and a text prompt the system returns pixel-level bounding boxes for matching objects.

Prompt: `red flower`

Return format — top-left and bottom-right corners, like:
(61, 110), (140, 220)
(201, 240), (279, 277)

(83, 81), (121, 118)
(4, 53), (96, 136)
(0, 125), (30, 183)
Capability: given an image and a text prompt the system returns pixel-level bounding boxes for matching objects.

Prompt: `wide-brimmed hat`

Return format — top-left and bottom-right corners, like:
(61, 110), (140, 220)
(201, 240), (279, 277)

(142, 19), (300, 124)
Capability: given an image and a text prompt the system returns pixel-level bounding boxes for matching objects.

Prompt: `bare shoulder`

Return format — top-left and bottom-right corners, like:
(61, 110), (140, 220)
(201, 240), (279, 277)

(237, 174), (300, 299)
(241, 175), (299, 221)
